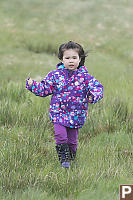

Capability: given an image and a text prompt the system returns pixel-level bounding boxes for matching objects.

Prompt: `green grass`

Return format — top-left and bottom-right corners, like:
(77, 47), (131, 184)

(0, 0), (133, 199)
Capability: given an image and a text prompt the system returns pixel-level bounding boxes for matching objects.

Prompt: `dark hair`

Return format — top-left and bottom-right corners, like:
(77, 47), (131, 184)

(58, 41), (88, 67)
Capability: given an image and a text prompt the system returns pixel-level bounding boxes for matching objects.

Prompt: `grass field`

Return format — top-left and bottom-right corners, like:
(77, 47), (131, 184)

(0, 0), (133, 199)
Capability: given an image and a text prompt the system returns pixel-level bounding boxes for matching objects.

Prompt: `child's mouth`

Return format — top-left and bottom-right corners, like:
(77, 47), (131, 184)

(69, 65), (74, 67)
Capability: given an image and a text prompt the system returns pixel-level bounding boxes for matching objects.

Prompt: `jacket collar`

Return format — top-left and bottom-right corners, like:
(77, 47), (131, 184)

(56, 63), (88, 73)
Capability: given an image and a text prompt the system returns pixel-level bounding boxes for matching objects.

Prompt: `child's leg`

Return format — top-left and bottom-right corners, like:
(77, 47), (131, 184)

(67, 128), (78, 162)
(54, 124), (70, 168)
(67, 127), (79, 152)
(54, 124), (68, 144)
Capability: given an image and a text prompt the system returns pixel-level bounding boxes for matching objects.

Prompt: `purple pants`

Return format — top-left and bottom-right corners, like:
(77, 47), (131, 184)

(54, 124), (79, 152)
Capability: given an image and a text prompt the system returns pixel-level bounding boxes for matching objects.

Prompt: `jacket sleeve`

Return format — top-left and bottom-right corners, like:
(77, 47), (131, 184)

(85, 74), (103, 104)
(26, 71), (55, 97)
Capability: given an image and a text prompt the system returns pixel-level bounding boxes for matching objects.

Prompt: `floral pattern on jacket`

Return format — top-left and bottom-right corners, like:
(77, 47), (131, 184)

(26, 63), (103, 128)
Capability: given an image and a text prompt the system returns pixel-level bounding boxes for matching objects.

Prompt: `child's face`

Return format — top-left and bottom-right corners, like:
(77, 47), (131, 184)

(61, 49), (81, 71)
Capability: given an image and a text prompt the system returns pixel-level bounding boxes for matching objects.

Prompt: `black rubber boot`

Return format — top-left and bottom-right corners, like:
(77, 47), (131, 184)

(69, 149), (77, 168)
(56, 143), (71, 168)
(70, 150), (76, 161)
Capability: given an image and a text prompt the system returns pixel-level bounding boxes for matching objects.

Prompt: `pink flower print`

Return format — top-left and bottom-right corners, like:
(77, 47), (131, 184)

(77, 97), (80, 101)
(45, 90), (48, 95)
(79, 78), (84, 83)
(49, 81), (53, 85)
(86, 80), (89, 84)
(53, 117), (56, 122)
(55, 103), (59, 107)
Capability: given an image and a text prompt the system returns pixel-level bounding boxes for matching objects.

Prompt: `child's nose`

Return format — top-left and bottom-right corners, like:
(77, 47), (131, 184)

(69, 59), (74, 62)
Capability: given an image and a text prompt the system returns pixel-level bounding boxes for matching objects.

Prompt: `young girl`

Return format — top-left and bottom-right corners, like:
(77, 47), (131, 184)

(26, 41), (103, 168)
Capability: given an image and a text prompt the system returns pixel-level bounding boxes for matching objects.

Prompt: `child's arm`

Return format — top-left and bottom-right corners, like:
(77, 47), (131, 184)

(85, 75), (103, 104)
(26, 71), (55, 97)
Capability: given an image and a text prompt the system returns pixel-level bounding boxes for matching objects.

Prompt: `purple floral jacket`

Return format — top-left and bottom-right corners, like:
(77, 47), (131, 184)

(26, 63), (103, 128)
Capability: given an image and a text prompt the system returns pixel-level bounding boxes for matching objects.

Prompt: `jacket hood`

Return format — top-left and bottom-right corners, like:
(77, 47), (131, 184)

(56, 62), (88, 73)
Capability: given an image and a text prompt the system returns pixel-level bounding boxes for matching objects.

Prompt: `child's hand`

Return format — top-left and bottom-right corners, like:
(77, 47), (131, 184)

(27, 78), (33, 86)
